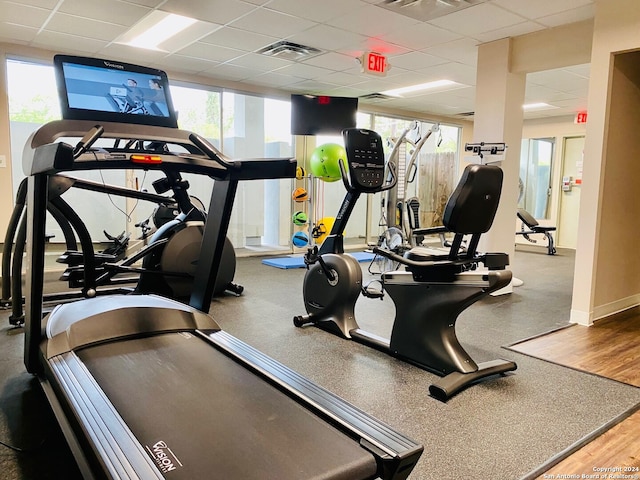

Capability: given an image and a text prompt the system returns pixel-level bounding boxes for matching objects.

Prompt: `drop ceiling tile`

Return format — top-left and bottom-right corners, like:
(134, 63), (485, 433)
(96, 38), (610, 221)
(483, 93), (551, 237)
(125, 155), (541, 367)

(201, 62), (256, 81)
(288, 78), (348, 94)
(0, 22), (38, 43)
(286, 24), (367, 52)
(265, 0), (362, 23)
(381, 22), (462, 50)
(527, 68), (590, 92)
(160, 54), (217, 73)
(125, 0), (166, 6)
(162, 0), (257, 25)
(536, 4), (595, 27)
(313, 70), (368, 87)
(552, 98), (589, 110)
(387, 51), (448, 71)
(0, 3), (50, 28)
(177, 42), (245, 63)
(331, 4), (420, 38)
(382, 69), (441, 88)
(57, 0), (151, 27)
(563, 63), (590, 79)
(301, 52), (360, 71)
(251, 71), (306, 87)
(200, 26), (279, 52)
(46, 13), (127, 42)
(99, 43), (167, 63)
(4, 0), (58, 8)
(226, 52), (292, 71)
(239, 0), (271, 5)
(422, 37), (479, 66)
(323, 86), (371, 98)
(33, 30), (108, 54)
(492, 0), (593, 20)
(350, 77), (399, 93)
(274, 62), (334, 80)
(524, 84), (570, 102)
(155, 21), (223, 53)
(473, 21), (544, 43)
(361, 39), (410, 56)
(428, 3), (527, 36)
(416, 62), (478, 85)
(228, 8), (317, 38)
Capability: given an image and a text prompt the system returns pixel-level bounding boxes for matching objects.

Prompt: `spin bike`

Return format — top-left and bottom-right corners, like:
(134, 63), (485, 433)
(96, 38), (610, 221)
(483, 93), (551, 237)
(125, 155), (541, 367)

(294, 128), (517, 401)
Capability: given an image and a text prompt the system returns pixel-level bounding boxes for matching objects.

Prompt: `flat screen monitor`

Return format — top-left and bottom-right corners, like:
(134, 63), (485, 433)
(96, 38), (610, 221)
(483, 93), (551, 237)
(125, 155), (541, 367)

(53, 55), (178, 128)
(290, 94), (358, 136)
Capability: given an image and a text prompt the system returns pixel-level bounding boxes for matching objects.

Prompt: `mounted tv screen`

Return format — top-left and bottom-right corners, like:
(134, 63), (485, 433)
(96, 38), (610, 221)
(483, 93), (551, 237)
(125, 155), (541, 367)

(53, 55), (178, 128)
(290, 94), (358, 135)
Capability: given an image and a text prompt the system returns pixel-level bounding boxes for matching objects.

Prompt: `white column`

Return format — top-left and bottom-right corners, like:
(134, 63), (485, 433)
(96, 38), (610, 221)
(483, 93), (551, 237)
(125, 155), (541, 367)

(473, 38), (526, 293)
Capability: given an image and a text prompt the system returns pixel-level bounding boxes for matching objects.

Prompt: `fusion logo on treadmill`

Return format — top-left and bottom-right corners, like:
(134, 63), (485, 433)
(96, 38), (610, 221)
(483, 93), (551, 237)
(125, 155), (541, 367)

(145, 440), (183, 474)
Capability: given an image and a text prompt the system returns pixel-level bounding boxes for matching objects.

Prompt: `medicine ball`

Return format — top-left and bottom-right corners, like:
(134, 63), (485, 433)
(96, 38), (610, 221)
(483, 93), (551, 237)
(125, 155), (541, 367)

(292, 187), (309, 202)
(310, 143), (347, 182)
(292, 211), (308, 226)
(292, 231), (309, 247)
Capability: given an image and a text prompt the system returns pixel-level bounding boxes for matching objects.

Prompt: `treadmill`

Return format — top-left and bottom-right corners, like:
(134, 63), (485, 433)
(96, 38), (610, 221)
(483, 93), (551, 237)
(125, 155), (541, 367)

(22, 55), (422, 479)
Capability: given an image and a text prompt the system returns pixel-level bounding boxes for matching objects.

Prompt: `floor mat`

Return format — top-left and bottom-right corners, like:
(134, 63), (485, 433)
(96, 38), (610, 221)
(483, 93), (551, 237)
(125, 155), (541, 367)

(261, 251), (375, 269)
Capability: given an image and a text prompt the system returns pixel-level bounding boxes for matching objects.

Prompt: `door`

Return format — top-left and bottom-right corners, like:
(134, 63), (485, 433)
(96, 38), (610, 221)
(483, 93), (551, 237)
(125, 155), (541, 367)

(557, 136), (585, 249)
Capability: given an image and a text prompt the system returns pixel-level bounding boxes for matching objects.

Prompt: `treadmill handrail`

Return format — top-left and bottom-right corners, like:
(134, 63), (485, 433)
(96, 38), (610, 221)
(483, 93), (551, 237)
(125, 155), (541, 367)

(24, 119), (296, 181)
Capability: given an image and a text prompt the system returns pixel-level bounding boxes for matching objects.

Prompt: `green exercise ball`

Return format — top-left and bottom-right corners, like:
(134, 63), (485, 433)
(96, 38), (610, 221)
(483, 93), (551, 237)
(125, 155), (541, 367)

(310, 143), (347, 182)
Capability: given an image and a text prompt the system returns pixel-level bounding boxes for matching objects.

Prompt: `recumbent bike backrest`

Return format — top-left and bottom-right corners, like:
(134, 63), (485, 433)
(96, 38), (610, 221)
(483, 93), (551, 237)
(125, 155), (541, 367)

(441, 163), (503, 259)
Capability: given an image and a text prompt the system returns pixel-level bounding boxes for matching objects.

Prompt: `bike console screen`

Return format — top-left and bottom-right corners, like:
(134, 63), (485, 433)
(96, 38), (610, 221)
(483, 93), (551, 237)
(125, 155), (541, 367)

(54, 55), (178, 128)
(342, 128), (386, 193)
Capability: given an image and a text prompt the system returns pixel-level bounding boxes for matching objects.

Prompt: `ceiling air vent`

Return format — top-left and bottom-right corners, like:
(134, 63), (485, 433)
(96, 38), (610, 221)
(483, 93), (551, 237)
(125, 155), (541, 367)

(258, 41), (322, 61)
(377, 0), (489, 22)
(360, 93), (392, 101)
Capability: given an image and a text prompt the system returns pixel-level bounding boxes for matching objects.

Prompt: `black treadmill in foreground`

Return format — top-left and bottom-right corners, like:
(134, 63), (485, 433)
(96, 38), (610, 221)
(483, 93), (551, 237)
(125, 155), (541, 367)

(22, 55), (422, 479)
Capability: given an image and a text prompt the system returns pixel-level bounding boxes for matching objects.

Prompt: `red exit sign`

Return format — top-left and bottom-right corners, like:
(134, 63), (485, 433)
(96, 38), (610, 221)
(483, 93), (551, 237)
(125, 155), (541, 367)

(575, 111), (588, 124)
(361, 52), (389, 76)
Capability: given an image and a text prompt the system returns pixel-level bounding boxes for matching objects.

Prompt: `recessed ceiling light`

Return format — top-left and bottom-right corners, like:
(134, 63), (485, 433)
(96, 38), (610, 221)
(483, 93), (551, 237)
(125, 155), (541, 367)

(522, 102), (558, 111)
(121, 12), (197, 51)
(381, 80), (463, 97)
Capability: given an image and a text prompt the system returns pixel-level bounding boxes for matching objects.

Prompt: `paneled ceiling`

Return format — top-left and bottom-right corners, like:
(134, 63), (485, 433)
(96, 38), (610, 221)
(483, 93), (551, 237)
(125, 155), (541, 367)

(0, 0), (594, 120)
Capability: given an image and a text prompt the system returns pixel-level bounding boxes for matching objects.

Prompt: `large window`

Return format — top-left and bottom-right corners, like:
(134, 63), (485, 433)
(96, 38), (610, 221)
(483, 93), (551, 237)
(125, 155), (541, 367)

(6, 58), (463, 255)
(7, 59), (131, 245)
(222, 92), (293, 252)
(373, 115), (460, 246)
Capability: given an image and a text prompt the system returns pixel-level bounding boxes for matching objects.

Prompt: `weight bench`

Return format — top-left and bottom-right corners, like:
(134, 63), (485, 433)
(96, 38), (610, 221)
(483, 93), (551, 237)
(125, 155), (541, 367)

(516, 208), (556, 255)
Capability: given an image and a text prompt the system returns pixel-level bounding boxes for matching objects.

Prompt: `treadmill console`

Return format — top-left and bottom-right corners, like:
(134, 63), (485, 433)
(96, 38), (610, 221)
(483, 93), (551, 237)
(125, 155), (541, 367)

(342, 128), (386, 193)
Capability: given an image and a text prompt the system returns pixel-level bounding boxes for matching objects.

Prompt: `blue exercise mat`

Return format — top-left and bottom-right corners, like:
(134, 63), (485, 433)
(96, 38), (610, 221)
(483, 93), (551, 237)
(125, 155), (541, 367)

(262, 251), (375, 269)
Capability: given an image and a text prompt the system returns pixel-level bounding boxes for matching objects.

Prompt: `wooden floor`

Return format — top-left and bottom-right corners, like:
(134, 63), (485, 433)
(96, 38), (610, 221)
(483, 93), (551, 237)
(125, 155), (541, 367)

(510, 308), (640, 387)
(534, 408), (640, 479)
(509, 309), (640, 478)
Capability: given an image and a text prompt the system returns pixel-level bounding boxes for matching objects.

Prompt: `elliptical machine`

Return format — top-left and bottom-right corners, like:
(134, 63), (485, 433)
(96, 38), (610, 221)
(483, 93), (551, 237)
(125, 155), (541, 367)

(2, 134), (241, 326)
(294, 128), (517, 401)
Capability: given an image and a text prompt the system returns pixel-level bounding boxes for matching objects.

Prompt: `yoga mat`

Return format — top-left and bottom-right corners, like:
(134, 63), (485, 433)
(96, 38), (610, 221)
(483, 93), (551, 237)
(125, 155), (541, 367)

(262, 251), (375, 269)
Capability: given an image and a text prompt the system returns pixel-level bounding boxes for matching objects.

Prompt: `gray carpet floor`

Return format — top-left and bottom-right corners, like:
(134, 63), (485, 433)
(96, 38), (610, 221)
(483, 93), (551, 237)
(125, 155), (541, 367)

(1, 247), (639, 479)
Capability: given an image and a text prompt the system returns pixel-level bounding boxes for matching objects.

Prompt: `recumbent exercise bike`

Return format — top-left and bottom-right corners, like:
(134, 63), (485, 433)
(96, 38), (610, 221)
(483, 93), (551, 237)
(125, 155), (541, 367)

(294, 128), (517, 401)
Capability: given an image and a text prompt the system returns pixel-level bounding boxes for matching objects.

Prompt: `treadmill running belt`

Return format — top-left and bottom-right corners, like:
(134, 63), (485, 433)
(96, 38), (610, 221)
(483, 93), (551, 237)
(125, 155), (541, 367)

(77, 332), (378, 480)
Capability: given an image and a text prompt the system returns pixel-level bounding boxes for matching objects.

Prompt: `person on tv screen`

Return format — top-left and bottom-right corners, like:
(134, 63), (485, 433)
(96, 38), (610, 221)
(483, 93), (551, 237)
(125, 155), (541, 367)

(148, 78), (165, 102)
(125, 78), (144, 103)
(145, 78), (170, 117)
